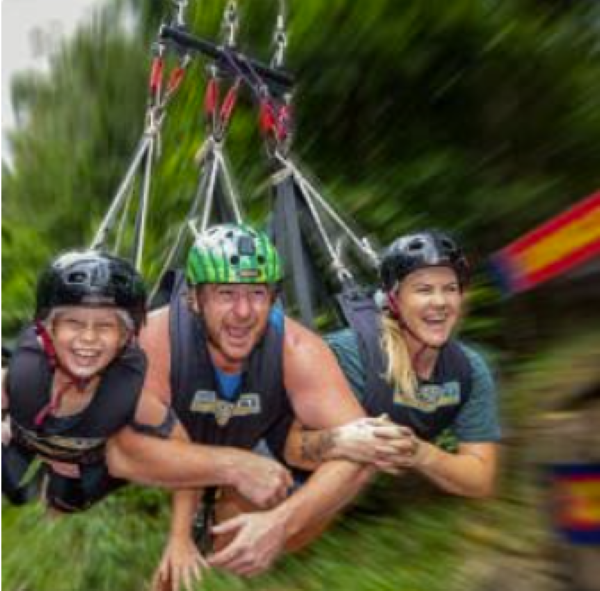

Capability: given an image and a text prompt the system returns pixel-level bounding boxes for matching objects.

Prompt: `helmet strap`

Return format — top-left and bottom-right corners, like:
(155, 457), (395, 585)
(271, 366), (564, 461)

(386, 291), (400, 319)
(35, 321), (59, 370)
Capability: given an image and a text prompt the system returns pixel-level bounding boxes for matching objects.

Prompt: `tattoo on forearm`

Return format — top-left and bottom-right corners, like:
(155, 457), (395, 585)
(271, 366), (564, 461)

(300, 430), (334, 463)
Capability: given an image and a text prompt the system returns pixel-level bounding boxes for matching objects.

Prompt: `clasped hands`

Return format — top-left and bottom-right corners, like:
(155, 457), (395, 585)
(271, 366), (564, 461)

(329, 415), (431, 474)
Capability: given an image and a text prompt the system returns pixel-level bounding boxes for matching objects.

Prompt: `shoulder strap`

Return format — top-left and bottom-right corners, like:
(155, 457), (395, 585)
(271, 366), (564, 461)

(87, 344), (147, 432)
(336, 287), (388, 402)
(335, 285), (380, 340)
(7, 326), (53, 428)
(150, 269), (188, 310)
(434, 340), (473, 400)
(169, 278), (214, 401)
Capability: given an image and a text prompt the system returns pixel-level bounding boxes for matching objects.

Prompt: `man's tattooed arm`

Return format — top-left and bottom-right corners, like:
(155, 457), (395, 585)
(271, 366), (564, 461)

(300, 429), (337, 465)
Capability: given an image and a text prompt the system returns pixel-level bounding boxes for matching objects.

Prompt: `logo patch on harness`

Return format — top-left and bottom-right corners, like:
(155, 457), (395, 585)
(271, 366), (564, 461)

(393, 382), (461, 412)
(190, 390), (261, 426)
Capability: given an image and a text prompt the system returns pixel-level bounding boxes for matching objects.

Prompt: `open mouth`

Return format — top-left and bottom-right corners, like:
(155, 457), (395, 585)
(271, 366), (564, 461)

(420, 315), (454, 340)
(71, 349), (103, 367)
(225, 326), (253, 344)
(423, 316), (448, 327)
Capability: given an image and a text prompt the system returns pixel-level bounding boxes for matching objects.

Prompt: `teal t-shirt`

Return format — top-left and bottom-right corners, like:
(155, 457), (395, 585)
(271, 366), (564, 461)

(324, 328), (501, 443)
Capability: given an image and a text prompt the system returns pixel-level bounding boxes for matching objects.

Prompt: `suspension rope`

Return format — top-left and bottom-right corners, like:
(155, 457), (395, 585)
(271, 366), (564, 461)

(90, 135), (151, 251)
(113, 180), (136, 253)
(273, 151), (380, 270)
(96, 0), (379, 317)
(217, 149), (243, 223)
(296, 175), (353, 282)
(148, 146), (215, 304)
(132, 137), (155, 269)
(200, 149), (221, 231)
(90, 4), (191, 263)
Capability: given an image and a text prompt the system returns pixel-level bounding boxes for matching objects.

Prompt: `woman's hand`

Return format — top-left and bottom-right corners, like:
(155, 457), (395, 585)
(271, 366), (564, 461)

(329, 417), (413, 468)
(152, 534), (208, 591)
(370, 422), (436, 473)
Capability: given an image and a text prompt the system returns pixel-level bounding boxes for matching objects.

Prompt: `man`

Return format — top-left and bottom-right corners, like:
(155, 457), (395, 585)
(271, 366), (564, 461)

(141, 224), (406, 588)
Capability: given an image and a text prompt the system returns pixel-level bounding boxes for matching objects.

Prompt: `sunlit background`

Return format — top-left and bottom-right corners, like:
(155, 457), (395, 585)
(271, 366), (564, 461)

(2, 1), (600, 590)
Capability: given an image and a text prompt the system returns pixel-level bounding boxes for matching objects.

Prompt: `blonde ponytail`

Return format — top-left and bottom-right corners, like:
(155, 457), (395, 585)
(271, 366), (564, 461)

(380, 313), (418, 402)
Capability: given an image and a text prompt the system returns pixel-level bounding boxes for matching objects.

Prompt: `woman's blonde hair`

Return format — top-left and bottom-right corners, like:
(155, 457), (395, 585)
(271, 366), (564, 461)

(380, 312), (418, 402)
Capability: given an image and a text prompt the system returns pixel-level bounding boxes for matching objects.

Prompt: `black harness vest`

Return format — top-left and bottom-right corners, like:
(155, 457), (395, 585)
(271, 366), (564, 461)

(169, 290), (290, 450)
(7, 325), (147, 464)
(338, 292), (472, 441)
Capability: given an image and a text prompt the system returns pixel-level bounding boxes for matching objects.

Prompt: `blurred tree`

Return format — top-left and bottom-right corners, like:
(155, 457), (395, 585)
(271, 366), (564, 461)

(2, 2), (148, 334)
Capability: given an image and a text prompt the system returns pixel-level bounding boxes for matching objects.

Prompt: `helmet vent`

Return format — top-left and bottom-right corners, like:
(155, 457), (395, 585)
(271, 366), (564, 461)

(238, 236), (255, 255)
(408, 239), (424, 251)
(230, 255), (240, 265)
(112, 273), (129, 287)
(66, 271), (89, 284)
(257, 255), (265, 264)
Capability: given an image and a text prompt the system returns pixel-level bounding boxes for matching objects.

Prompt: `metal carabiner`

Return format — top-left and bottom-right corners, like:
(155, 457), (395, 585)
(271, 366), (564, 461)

(172, 0), (188, 28)
(222, 1), (239, 48)
(271, 13), (287, 68)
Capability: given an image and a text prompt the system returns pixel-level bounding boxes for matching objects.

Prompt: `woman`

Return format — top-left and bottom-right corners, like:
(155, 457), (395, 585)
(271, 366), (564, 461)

(285, 229), (500, 498)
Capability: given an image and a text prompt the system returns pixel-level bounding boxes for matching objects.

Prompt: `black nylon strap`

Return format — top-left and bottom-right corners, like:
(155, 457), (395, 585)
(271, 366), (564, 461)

(335, 286), (379, 335)
(193, 486), (218, 554)
(272, 174), (315, 327)
(130, 406), (178, 439)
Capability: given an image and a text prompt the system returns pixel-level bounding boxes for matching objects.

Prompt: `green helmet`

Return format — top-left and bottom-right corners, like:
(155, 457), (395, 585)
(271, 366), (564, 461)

(186, 224), (283, 285)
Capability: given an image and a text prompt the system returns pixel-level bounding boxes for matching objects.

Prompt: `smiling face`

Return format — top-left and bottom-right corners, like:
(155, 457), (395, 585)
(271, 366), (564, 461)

(391, 266), (463, 353)
(49, 307), (129, 379)
(193, 284), (275, 371)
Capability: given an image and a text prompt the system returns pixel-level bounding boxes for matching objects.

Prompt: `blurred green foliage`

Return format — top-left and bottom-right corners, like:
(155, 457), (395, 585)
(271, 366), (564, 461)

(4, 0), (600, 337)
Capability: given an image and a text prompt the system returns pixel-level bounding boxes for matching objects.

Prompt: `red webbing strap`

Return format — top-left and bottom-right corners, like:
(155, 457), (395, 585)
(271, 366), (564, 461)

(259, 99), (292, 144)
(204, 78), (219, 119)
(33, 321), (91, 426)
(149, 57), (164, 95)
(259, 101), (277, 136)
(34, 321), (58, 370)
(219, 81), (240, 126)
(34, 380), (74, 427)
(275, 103), (292, 142)
(166, 66), (186, 95)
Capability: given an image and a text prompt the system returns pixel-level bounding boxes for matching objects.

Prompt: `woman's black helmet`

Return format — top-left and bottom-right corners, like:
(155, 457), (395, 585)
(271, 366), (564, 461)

(379, 230), (470, 292)
(35, 250), (147, 333)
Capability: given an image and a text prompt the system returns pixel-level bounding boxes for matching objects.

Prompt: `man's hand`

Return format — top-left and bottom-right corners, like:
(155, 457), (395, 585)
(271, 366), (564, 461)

(208, 510), (287, 577)
(152, 534), (208, 591)
(229, 454), (293, 509)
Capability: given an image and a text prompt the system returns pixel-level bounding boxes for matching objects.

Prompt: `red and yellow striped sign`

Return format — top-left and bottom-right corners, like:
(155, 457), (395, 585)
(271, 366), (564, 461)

(492, 191), (600, 293)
